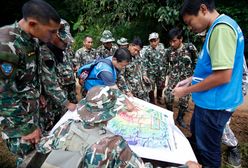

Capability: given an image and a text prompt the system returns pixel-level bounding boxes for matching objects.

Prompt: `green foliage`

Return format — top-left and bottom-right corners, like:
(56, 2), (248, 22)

(217, 3), (248, 36)
(62, 0), (248, 51)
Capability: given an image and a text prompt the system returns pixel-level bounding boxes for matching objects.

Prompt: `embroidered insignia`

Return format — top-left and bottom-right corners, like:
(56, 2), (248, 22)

(28, 51), (35, 57)
(1, 63), (13, 76)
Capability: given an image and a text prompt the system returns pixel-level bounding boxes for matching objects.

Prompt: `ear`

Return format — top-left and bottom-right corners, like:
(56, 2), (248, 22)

(27, 18), (39, 28)
(200, 4), (208, 15)
(112, 57), (117, 62)
(180, 37), (183, 43)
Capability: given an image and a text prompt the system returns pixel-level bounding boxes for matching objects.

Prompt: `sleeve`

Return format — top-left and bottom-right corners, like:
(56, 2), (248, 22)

(116, 70), (130, 92)
(73, 49), (82, 67)
(40, 46), (68, 106)
(160, 49), (168, 81)
(142, 51), (149, 76)
(98, 71), (116, 86)
(209, 24), (237, 70)
(0, 51), (39, 138)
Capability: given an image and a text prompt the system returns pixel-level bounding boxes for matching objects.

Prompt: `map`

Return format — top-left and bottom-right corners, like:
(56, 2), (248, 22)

(107, 98), (173, 148)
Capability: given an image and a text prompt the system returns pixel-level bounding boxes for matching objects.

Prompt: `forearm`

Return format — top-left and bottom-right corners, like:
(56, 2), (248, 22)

(184, 69), (232, 94)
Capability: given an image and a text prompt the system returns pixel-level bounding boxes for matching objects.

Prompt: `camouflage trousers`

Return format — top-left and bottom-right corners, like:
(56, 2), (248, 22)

(148, 76), (164, 104)
(222, 118), (238, 147)
(62, 83), (78, 104)
(4, 137), (35, 167)
(84, 135), (151, 167)
(164, 86), (190, 111)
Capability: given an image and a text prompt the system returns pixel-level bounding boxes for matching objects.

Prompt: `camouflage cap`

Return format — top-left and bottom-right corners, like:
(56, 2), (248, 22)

(148, 32), (159, 40)
(57, 19), (74, 45)
(77, 86), (126, 124)
(100, 30), (115, 43)
(117, 37), (129, 46)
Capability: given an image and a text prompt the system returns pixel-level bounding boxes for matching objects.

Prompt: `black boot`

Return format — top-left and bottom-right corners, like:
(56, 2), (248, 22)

(227, 145), (241, 167)
(176, 109), (187, 128)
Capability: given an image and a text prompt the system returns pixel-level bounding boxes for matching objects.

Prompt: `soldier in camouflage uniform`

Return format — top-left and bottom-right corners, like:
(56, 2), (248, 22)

(164, 28), (197, 128)
(37, 86), (153, 168)
(143, 32), (167, 104)
(39, 19), (77, 133)
(48, 19), (78, 105)
(73, 35), (96, 71)
(96, 30), (118, 59)
(117, 37), (151, 101)
(0, 0), (61, 166)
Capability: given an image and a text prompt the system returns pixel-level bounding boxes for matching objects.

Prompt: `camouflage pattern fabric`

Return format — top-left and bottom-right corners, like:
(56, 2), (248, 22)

(118, 55), (151, 102)
(164, 43), (197, 110)
(96, 43), (118, 59)
(73, 47), (96, 68)
(37, 86), (153, 168)
(222, 118), (238, 147)
(242, 59), (248, 96)
(77, 86), (126, 125)
(38, 120), (152, 168)
(84, 135), (148, 167)
(57, 19), (74, 46)
(56, 47), (78, 104)
(39, 44), (69, 133)
(4, 138), (35, 166)
(185, 43), (198, 69)
(0, 22), (40, 166)
(143, 43), (167, 91)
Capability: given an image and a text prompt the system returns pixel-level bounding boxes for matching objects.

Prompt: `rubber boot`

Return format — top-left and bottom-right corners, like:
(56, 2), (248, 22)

(227, 145), (241, 167)
(176, 109), (187, 128)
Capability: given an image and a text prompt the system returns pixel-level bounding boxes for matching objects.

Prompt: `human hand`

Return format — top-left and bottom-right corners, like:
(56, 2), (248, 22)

(125, 91), (133, 97)
(39, 95), (47, 108)
(143, 76), (151, 84)
(175, 77), (192, 88)
(124, 98), (139, 112)
(21, 128), (41, 144)
(66, 102), (77, 111)
(172, 86), (189, 98)
(186, 161), (202, 168)
(79, 78), (84, 85)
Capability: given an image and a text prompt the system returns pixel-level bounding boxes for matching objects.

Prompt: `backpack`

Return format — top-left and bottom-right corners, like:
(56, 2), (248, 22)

(41, 121), (114, 168)
(77, 59), (112, 81)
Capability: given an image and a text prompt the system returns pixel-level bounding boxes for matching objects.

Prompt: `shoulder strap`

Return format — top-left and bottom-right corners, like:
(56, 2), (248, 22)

(87, 58), (113, 80)
(0, 52), (19, 64)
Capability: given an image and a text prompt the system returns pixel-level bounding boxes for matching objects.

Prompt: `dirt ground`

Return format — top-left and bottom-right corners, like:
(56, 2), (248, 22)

(0, 86), (247, 167)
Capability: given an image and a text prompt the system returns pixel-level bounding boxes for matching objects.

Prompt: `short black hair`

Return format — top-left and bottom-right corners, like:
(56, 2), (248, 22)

(168, 28), (183, 41)
(180, 0), (216, 16)
(131, 37), (143, 48)
(113, 48), (131, 62)
(22, 0), (60, 24)
(84, 35), (93, 41)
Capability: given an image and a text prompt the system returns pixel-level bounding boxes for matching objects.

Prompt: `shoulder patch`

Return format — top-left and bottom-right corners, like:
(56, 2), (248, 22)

(1, 63), (14, 76)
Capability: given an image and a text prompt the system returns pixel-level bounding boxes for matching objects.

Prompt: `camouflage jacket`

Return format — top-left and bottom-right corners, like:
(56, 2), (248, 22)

(118, 55), (150, 93)
(56, 47), (76, 86)
(73, 47), (96, 68)
(143, 43), (167, 81)
(39, 44), (68, 106)
(37, 119), (152, 168)
(166, 43), (197, 87)
(96, 44), (118, 59)
(0, 22), (40, 138)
